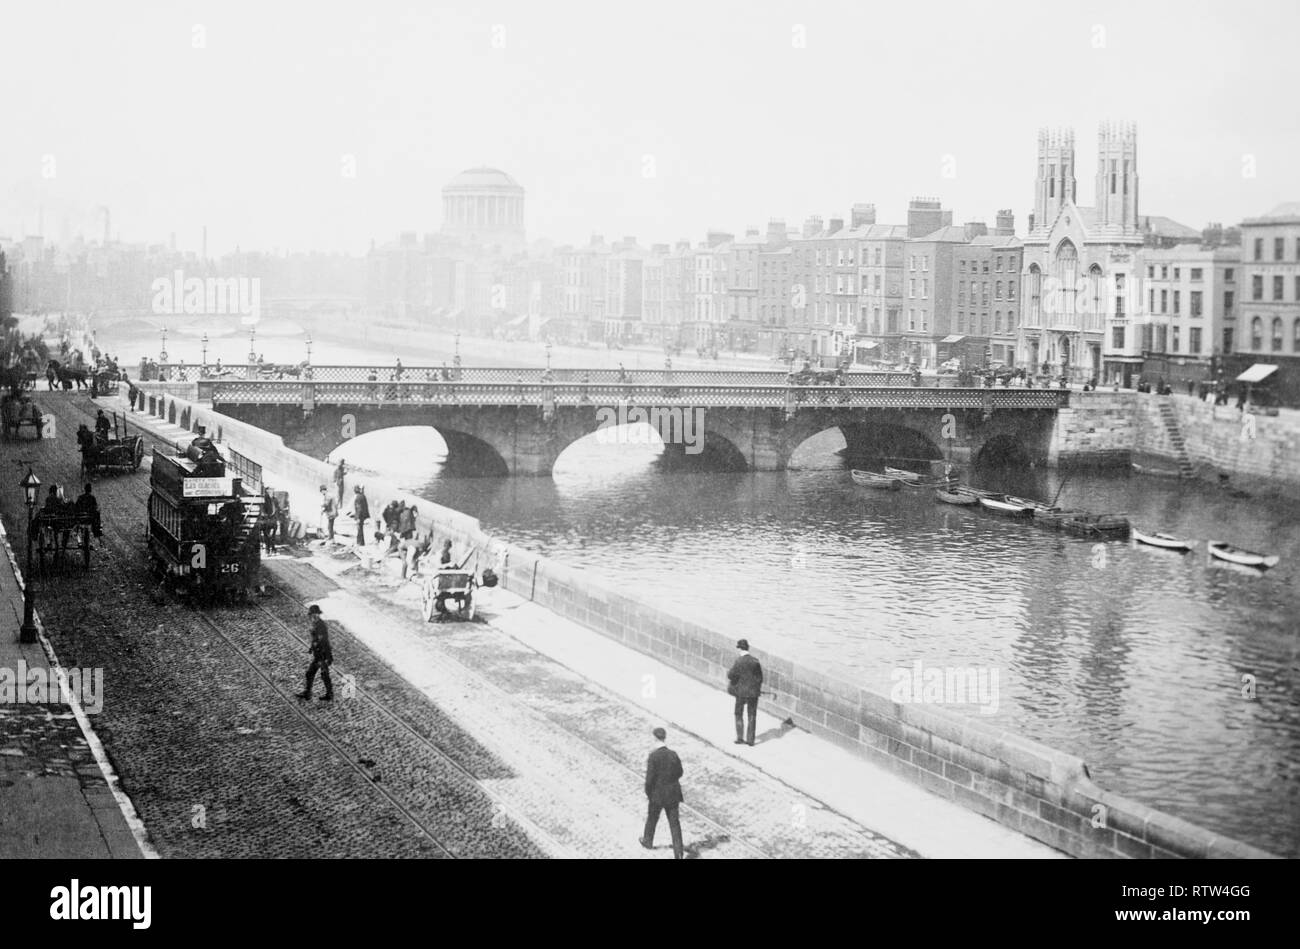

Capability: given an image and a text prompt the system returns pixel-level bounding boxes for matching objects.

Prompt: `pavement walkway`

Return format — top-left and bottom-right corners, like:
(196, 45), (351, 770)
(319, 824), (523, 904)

(115, 391), (1062, 858)
(0, 519), (151, 859)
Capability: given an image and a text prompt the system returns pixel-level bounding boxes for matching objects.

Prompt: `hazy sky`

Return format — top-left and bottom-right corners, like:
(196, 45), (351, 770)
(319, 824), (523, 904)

(2, 0), (1296, 256)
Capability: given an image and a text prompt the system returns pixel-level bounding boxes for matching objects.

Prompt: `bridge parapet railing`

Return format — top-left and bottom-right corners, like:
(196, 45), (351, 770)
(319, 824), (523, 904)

(206, 381), (1069, 410)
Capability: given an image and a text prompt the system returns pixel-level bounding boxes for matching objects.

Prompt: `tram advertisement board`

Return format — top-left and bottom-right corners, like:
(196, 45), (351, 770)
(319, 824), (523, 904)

(182, 477), (234, 498)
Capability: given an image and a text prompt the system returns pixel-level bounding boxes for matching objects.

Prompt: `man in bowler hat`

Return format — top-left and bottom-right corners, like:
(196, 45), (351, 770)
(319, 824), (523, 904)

(639, 727), (685, 859)
(297, 605), (334, 701)
(727, 639), (763, 746)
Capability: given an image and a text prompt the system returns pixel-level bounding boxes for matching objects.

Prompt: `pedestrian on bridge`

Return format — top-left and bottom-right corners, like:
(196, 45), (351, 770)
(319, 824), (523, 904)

(639, 727), (685, 859)
(727, 639), (764, 746)
(296, 605), (334, 702)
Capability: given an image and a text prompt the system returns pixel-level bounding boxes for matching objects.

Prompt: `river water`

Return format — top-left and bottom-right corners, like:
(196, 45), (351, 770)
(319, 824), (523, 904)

(99, 321), (1300, 856)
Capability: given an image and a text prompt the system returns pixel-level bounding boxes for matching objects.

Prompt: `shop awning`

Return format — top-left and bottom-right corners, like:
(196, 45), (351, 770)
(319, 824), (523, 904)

(855, 341), (879, 349)
(941, 335), (966, 343)
(504, 313), (528, 327)
(1236, 363), (1278, 383)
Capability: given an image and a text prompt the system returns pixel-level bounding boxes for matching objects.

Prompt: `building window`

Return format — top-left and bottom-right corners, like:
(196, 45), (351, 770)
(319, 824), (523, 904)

(1296, 275), (1300, 301)
(1225, 268), (1234, 282)
(1253, 275), (1263, 300)
(996, 257), (1003, 272)
(1295, 318), (1300, 351)
(923, 255), (929, 272)
(1190, 290), (1202, 318)
(1172, 326), (1180, 352)
(1224, 290), (1234, 316)
(982, 261), (989, 274)
(1174, 291), (1181, 314)
(1190, 268), (1202, 281)
(1161, 289), (1168, 312)
(909, 255), (915, 271)
(995, 281), (1003, 300)
(1275, 275), (1285, 301)
(958, 285), (966, 304)
(1272, 318), (1283, 351)
(921, 279), (928, 298)
(1156, 326), (1168, 352)
(1254, 238), (1263, 261)
(1174, 268), (1181, 280)
(1113, 325), (1125, 349)
(995, 311), (1003, 333)
(959, 260), (966, 273)
(1251, 317), (1263, 350)
(1276, 237), (1285, 261)
(1009, 281), (1016, 301)
(1149, 288), (1155, 314)
(909, 309), (916, 331)
(1189, 327), (1202, 353)
(1161, 266), (1168, 279)
(1007, 310), (1016, 332)
(909, 279), (915, 299)
(1148, 266), (1155, 278)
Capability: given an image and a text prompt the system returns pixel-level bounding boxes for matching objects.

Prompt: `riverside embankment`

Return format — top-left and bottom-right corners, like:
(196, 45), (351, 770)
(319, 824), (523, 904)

(124, 381), (1278, 858)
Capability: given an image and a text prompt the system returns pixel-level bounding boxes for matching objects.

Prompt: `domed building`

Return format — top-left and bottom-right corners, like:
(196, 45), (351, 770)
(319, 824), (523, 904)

(441, 167), (525, 250)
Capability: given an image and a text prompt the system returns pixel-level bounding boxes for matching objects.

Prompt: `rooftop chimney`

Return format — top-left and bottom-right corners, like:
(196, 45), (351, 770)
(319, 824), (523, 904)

(963, 221), (988, 239)
(803, 215), (824, 238)
(829, 218), (845, 234)
(907, 198), (949, 238)
(994, 210), (1015, 236)
(851, 204), (877, 227)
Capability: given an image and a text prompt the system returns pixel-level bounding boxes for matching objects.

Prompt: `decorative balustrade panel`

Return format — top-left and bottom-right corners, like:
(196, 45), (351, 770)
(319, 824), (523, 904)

(209, 380), (1068, 410)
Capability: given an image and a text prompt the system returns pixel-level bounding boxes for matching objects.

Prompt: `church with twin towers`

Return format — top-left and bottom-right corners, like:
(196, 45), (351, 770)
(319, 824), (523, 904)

(1020, 121), (1145, 383)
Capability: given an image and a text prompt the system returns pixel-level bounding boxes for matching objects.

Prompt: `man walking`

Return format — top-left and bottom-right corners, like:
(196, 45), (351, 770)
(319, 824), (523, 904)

(319, 484), (338, 542)
(639, 727), (685, 859)
(334, 459), (347, 507)
(727, 639), (763, 746)
(353, 485), (369, 547)
(297, 605), (334, 701)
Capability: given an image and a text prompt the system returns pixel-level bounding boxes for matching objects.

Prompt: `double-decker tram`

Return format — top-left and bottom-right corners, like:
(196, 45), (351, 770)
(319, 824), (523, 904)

(147, 437), (263, 602)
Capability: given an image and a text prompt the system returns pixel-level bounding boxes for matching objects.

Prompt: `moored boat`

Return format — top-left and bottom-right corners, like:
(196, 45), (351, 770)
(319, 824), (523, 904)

(1131, 462), (1183, 479)
(934, 486), (979, 505)
(1207, 541), (1279, 569)
(1132, 528), (1194, 552)
(884, 466), (922, 483)
(1061, 514), (1131, 539)
(977, 494), (1035, 516)
(851, 469), (902, 490)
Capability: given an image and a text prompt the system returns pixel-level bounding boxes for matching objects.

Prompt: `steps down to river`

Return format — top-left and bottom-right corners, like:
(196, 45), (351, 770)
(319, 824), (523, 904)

(1157, 399), (1198, 478)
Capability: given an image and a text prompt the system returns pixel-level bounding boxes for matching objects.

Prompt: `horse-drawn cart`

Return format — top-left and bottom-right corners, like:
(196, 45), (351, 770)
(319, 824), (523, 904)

(1, 394), (44, 440)
(420, 567), (477, 622)
(80, 411), (145, 477)
(31, 511), (94, 573)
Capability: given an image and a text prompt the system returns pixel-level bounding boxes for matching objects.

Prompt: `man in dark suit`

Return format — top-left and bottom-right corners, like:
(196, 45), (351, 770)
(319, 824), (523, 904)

(727, 638), (763, 746)
(639, 727), (685, 859)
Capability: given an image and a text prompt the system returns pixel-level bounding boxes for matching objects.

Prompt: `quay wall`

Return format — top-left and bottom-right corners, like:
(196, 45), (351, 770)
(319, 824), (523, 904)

(1053, 390), (1300, 498)
(132, 384), (1276, 859)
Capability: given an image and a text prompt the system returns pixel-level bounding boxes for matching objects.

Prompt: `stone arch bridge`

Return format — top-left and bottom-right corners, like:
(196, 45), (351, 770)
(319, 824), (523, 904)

(205, 379), (1068, 477)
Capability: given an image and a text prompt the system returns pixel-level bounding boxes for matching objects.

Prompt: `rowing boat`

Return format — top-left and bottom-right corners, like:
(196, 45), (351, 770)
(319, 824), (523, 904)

(1061, 514), (1131, 539)
(851, 469), (902, 491)
(902, 475), (958, 491)
(1132, 528), (1194, 552)
(934, 486), (979, 505)
(977, 494), (1035, 516)
(1207, 541), (1279, 569)
(884, 466), (922, 483)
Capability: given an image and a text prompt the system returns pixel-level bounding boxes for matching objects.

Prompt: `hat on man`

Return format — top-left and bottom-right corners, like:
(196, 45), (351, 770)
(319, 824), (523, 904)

(308, 605), (322, 615)
(736, 639), (749, 651)
(652, 727), (666, 741)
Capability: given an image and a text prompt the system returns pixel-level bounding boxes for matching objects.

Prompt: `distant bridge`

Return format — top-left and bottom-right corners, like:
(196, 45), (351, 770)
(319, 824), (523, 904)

(191, 374), (1068, 476)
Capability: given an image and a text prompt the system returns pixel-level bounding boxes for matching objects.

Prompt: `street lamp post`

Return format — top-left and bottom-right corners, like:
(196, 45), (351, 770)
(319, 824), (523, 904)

(305, 333), (313, 365)
(545, 341), (552, 370)
(201, 332), (209, 367)
(454, 330), (461, 359)
(160, 327), (168, 364)
(248, 326), (257, 364)
(19, 468), (40, 644)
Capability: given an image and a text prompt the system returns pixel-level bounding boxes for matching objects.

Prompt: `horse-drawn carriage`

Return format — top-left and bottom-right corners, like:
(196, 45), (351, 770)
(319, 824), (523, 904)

(1, 393), (44, 439)
(94, 367), (124, 396)
(80, 411), (145, 477)
(788, 366), (846, 386)
(47, 360), (90, 391)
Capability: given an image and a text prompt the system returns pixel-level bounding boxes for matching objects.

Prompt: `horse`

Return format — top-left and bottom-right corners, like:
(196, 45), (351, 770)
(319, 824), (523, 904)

(48, 360), (89, 390)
